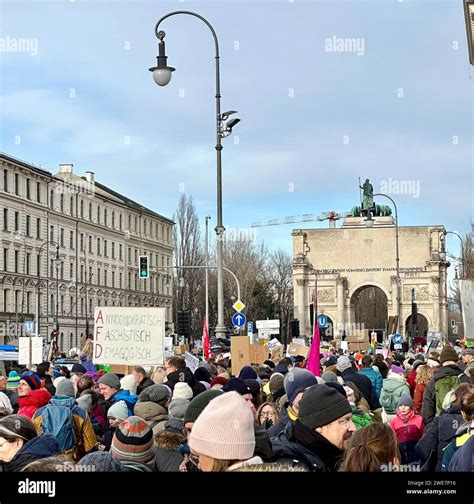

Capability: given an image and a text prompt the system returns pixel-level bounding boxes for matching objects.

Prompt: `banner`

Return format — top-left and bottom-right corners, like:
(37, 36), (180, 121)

(93, 307), (165, 366)
(19, 337), (43, 365)
(460, 279), (474, 341)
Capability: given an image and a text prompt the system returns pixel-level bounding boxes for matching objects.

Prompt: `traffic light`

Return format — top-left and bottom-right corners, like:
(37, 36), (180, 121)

(290, 319), (300, 338)
(177, 310), (191, 337)
(139, 255), (149, 279)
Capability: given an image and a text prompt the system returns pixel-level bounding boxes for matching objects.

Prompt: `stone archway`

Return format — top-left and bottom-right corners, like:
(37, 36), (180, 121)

(351, 285), (388, 332)
(319, 315), (334, 342)
(406, 313), (429, 346)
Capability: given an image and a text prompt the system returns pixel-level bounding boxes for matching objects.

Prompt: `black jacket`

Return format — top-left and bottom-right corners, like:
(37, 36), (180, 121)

(165, 367), (206, 398)
(42, 376), (56, 397)
(416, 403), (463, 471)
(0, 435), (60, 472)
(448, 434), (474, 471)
(271, 420), (343, 472)
(136, 377), (155, 396)
(267, 403), (291, 438)
(340, 368), (381, 410)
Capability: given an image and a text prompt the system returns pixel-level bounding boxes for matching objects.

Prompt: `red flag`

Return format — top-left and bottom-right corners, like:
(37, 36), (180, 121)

(202, 317), (211, 361)
(307, 289), (320, 376)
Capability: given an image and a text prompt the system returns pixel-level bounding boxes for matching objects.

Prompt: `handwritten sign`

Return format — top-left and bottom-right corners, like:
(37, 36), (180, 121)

(93, 307), (165, 366)
(185, 352), (200, 374)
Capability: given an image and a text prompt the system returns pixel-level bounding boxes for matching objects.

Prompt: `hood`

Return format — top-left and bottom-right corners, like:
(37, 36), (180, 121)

(164, 417), (184, 433)
(434, 364), (464, 381)
(113, 389), (138, 406)
(6, 435), (60, 472)
(442, 403), (462, 416)
(165, 367), (195, 387)
(134, 401), (167, 421)
(18, 388), (51, 408)
(455, 420), (474, 437)
(385, 372), (406, 382)
(155, 430), (185, 451)
(49, 396), (76, 409)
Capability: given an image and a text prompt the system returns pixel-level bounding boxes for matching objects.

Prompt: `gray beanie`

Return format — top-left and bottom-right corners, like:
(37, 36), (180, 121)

(299, 384), (352, 429)
(76, 393), (93, 413)
(321, 371), (338, 384)
(138, 384), (171, 405)
(98, 373), (121, 390)
(77, 451), (122, 472)
(398, 394), (414, 409)
(336, 356), (352, 373)
(168, 399), (189, 420)
(55, 379), (75, 398)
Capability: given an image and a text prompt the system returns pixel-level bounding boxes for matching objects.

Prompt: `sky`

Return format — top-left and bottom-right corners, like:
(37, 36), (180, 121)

(0, 0), (472, 267)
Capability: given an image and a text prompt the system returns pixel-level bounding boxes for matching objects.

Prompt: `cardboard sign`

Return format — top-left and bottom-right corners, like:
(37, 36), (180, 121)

(19, 337), (43, 365)
(249, 344), (269, 365)
(265, 338), (281, 350)
(93, 307), (165, 366)
(174, 344), (190, 355)
(185, 352), (200, 374)
(231, 336), (251, 376)
(270, 346), (283, 363)
(287, 342), (310, 359)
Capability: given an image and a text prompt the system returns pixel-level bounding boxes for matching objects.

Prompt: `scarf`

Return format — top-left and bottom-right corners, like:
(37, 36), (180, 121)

(397, 409), (415, 424)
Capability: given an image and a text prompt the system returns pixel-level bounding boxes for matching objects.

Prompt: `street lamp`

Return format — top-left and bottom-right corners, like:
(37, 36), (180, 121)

(443, 230), (464, 277)
(150, 11), (240, 340)
(464, 0), (474, 65)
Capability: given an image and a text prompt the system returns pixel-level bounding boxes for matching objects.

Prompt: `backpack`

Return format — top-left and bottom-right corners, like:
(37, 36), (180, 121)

(435, 375), (462, 416)
(41, 405), (76, 453)
(380, 381), (406, 414)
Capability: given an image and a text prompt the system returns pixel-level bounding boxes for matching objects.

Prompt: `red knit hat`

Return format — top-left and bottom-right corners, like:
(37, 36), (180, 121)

(210, 376), (228, 388)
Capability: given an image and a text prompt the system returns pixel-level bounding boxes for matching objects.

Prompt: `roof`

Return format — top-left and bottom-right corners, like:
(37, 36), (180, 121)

(0, 152), (52, 178)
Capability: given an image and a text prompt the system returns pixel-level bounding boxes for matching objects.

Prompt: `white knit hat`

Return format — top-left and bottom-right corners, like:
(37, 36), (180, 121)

(189, 391), (255, 461)
(172, 382), (193, 401)
(120, 374), (137, 395)
(107, 400), (129, 420)
(53, 376), (66, 389)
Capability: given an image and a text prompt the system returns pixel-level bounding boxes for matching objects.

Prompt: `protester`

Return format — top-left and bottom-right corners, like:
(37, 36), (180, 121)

(194, 367), (212, 390)
(79, 339), (97, 374)
(340, 423), (401, 471)
(413, 365), (433, 414)
(461, 348), (474, 379)
(17, 372), (51, 419)
(0, 415), (60, 471)
(77, 451), (122, 472)
(104, 400), (129, 451)
(343, 383), (373, 430)
(373, 354), (390, 380)
(133, 366), (155, 396)
(36, 362), (56, 396)
(98, 373), (137, 416)
(120, 374), (137, 395)
(76, 375), (95, 397)
(379, 369), (411, 423)
(343, 381), (371, 414)
(272, 384), (355, 471)
(134, 384), (171, 437)
(6, 370), (20, 393)
(358, 355), (383, 398)
(164, 357), (206, 397)
(77, 388), (106, 438)
(337, 356), (380, 410)
(256, 402), (280, 430)
(0, 390), (13, 415)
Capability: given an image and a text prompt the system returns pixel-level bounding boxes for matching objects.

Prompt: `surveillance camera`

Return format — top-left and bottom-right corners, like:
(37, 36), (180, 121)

(226, 117), (241, 131)
(221, 110), (238, 121)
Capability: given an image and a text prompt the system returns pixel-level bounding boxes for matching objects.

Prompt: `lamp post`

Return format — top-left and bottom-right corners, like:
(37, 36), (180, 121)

(443, 231), (465, 277)
(150, 11), (240, 340)
(205, 216), (211, 331)
(364, 193), (401, 334)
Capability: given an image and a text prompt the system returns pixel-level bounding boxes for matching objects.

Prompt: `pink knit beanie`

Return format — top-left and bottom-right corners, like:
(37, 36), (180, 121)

(188, 391), (255, 460)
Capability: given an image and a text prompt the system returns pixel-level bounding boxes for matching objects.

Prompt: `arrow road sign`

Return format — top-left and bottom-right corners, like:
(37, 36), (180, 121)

(232, 312), (247, 327)
(392, 333), (404, 345)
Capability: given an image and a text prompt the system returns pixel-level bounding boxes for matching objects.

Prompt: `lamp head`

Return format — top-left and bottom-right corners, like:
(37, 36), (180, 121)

(149, 36), (175, 86)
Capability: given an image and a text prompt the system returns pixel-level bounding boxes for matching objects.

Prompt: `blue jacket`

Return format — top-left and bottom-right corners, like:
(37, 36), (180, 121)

(448, 433), (474, 471)
(441, 422), (473, 471)
(111, 390), (138, 416)
(359, 367), (383, 398)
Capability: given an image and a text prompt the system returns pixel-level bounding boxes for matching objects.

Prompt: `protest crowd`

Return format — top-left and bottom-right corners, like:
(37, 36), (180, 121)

(0, 338), (473, 473)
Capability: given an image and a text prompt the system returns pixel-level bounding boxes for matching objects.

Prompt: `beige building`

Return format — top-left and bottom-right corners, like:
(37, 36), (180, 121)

(0, 153), (174, 354)
(293, 216), (449, 343)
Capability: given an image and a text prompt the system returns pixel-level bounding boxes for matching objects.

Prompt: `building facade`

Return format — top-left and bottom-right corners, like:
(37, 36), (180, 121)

(0, 153), (174, 354)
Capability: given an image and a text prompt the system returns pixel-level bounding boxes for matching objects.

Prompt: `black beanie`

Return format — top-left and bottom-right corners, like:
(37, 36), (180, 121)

(183, 389), (223, 424)
(298, 384), (352, 430)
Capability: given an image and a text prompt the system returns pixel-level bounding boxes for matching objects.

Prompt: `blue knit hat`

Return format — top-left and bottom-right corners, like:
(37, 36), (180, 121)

(6, 371), (20, 390)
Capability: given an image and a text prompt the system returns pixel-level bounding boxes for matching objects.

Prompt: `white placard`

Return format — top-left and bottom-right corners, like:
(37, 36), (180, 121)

(185, 352), (200, 374)
(93, 307), (165, 366)
(164, 337), (173, 352)
(340, 341), (348, 351)
(460, 279), (474, 342)
(265, 338), (282, 350)
(256, 319), (280, 330)
(18, 337), (43, 365)
(292, 338), (306, 346)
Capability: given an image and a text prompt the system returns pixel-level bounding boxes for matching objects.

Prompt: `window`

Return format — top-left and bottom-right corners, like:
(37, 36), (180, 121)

(97, 206), (101, 224)
(80, 298), (84, 316)
(98, 299), (101, 307)
(119, 244), (123, 261)
(60, 228), (64, 247)
(80, 200), (84, 218)
(14, 211), (19, 232)
(60, 194), (64, 212)
(97, 238), (101, 255)
(144, 220), (147, 236)
(36, 182), (41, 203)
(70, 297), (74, 315)
(3, 289), (8, 312)
(26, 215), (30, 236)
(61, 295), (64, 316)
(70, 231), (74, 249)
(27, 292), (32, 313)
(112, 242), (115, 259)
(3, 208), (7, 231)
(89, 298), (92, 314)
(26, 253), (31, 275)
(104, 209), (107, 227)
(14, 174), (19, 195)
(50, 225), (54, 242)
(15, 291), (20, 313)
(119, 214), (122, 230)
(88, 236), (92, 253)
(50, 294), (55, 316)
(135, 249), (138, 264)
(36, 254), (40, 276)
(50, 259), (53, 277)
(104, 269), (108, 286)
(97, 268), (101, 285)
(80, 265), (84, 282)
(70, 196), (74, 216)
(60, 262), (64, 280)
(112, 271), (115, 287)
(36, 218), (41, 239)
(128, 215), (131, 229)
(50, 189), (54, 209)
(112, 212), (115, 228)
(3, 248), (8, 271)
(3, 169), (8, 192)
(135, 217), (138, 232)
(119, 272), (122, 289)
(70, 262), (73, 280)
(128, 247), (131, 263)
(89, 266), (92, 283)
(104, 240), (108, 257)
(128, 272), (131, 289)
(14, 251), (19, 273)
(89, 202), (92, 221)
(156, 223), (159, 238)
(26, 178), (31, 200)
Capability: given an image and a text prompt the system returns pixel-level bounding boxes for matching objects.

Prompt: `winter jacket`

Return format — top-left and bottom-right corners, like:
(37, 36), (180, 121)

(17, 388), (52, 419)
(380, 372), (410, 416)
(267, 403), (291, 438)
(448, 432), (474, 471)
(271, 420), (343, 472)
(134, 401), (168, 437)
(407, 369), (417, 396)
(390, 411), (424, 465)
(464, 360), (474, 379)
(153, 427), (186, 472)
(254, 423), (273, 462)
(413, 383), (426, 414)
(165, 367), (206, 398)
(415, 403), (463, 472)
(0, 434), (60, 472)
(441, 421), (474, 471)
(421, 364), (469, 425)
(136, 377), (155, 396)
(358, 367), (383, 398)
(108, 389), (138, 416)
(33, 396), (97, 455)
(340, 368), (380, 410)
(351, 405), (373, 430)
(80, 354), (97, 374)
(40, 376), (56, 397)
(0, 391), (13, 414)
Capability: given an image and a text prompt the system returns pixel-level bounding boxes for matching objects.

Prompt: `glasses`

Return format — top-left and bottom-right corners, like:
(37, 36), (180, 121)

(259, 411), (275, 418)
(189, 452), (199, 467)
(338, 416), (353, 429)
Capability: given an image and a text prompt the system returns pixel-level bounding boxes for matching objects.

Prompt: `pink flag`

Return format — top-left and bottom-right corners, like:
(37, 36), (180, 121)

(202, 317), (211, 361)
(307, 289), (320, 376)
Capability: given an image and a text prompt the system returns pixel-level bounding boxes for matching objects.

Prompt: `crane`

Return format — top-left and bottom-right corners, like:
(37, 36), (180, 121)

(251, 210), (353, 229)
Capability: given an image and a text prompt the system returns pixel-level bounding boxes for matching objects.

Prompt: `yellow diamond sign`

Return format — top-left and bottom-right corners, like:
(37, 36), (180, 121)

(232, 300), (245, 312)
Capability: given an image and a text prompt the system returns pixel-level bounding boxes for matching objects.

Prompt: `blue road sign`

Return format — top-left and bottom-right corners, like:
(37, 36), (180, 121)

(317, 315), (328, 328)
(247, 321), (254, 333)
(24, 321), (35, 334)
(392, 333), (404, 345)
(232, 312), (247, 328)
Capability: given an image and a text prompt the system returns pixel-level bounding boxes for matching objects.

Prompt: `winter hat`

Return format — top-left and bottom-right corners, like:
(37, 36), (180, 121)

(138, 384), (171, 405)
(238, 366), (258, 381)
(210, 376), (228, 389)
(120, 374), (137, 395)
(20, 371), (41, 391)
(184, 389), (223, 424)
(53, 376), (66, 389)
(98, 373), (121, 391)
(440, 345), (459, 364)
(218, 372), (231, 381)
(6, 371), (20, 390)
(36, 362), (50, 378)
(274, 361), (289, 375)
(325, 355), (337, 367)
(321, 371), (338, 384)
(194, 367), (211, 384)
(55, 379), (75, 398)
(245, 379), (260, 397)
(168, 398), (189, 420)
(111, 416), (155, 464)
(391, 364), (405, 375)
(189, 391), (255, 460)
(84, 371), (99, 382)
(412, 359), (424, 371)
(299, 384), (352, 430)
(76, 393), (93, 413)
(398, 395), (414, 409)
(284, 368), (318, 405)
(107, 400), (129, 420)
(325, 381), (347, 398)
(264, 360), (276, 370)
(77, 451), (122, 472)
(269, 373), (285, 394)
(172, 382), (193, 401)
(222, 377), (251, 396)
(71, 363), (87, 374)
(462, 348), (474, 356)
(336, 356), (352, 373)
